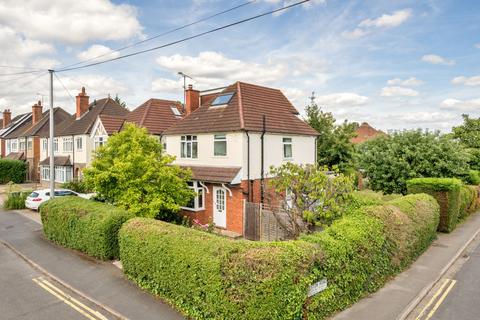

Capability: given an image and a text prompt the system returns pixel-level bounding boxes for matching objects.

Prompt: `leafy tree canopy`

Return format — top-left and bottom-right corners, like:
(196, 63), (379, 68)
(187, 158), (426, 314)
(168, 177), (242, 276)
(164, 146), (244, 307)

(83, 123), (194, 219)
(267, 162), (354, 238)
(357, 130), (470, 194)
(114, 94), (127, 108)
(305, 99), (358, 172)
(452, 114), (480, 170)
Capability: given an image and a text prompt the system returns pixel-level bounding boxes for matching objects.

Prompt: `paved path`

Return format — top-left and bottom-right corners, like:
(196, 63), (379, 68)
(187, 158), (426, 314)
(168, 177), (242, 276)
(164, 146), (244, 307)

(333, 212), (480, 320)
(0, 210), (184, 320)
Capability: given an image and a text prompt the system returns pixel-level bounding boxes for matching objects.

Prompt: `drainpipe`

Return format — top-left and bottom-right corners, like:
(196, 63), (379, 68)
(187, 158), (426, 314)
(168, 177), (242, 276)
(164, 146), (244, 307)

(72, 135), (75, 181)
(245, 130), (250, 202)
(260, 115), (266, 204)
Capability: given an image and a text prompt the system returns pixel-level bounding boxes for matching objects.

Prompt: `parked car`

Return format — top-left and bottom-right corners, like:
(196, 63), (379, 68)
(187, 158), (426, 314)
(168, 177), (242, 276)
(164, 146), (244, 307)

(25, 189), (94, 211)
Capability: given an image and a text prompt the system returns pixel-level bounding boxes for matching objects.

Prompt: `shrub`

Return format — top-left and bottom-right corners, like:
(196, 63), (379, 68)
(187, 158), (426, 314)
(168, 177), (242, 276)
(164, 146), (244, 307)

(407, 178), (462, 232)
(0, 159), (27, 184)
(119, 194), (439, 320)
(41, 197), (133, 259)
(466, 170), (480, 185)
(3, 191), (31, 209)
(357, 130), (470, 194)
(119, 218), (320, 320)
(301, 194), (439, 319)
(61, 179), (92, 193)
(459, 185), (478, 219)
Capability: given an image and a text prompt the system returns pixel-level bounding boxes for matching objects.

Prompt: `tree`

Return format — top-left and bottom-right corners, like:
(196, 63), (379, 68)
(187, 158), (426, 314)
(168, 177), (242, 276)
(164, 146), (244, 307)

(267, 163), (354, 238)
(83, 123), (194, 220)
(357, 130), (470, 194)
(305, 100), (358, 172)
(452, 114), (480, 170)
(114, 94), (127, 108)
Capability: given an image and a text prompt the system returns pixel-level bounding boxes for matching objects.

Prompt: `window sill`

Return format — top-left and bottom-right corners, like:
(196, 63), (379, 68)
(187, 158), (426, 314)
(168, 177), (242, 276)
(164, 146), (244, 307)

(181, 207), (205, 212)
(283, 157), (293, 161)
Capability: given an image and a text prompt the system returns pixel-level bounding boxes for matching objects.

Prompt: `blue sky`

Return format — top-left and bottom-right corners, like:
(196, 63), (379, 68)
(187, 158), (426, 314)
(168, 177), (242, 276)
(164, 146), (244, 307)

(0, 0), (479, 131)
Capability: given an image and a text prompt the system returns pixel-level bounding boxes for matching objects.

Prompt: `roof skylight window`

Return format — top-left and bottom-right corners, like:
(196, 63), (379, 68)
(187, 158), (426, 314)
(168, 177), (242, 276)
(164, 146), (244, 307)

(211, 93), (234, 106)
(171, 106), (182, 116)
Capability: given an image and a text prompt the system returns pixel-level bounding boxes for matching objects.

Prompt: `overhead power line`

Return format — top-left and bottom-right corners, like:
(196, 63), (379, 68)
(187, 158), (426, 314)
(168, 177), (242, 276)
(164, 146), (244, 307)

(57, 0), (309, 73)
(62, 0), (257, 70)
(54, 72), (75, 104)
(0, 69), (45, 77)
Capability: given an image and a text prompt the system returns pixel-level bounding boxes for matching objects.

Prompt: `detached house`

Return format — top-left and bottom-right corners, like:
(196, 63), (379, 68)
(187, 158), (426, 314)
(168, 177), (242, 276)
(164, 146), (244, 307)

(40, 88), (129, 183)
(163, 82), (318, 235)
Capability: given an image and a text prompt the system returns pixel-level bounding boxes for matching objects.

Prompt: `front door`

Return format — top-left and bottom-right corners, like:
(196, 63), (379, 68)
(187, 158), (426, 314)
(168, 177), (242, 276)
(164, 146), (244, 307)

(213, 187), (227, 228)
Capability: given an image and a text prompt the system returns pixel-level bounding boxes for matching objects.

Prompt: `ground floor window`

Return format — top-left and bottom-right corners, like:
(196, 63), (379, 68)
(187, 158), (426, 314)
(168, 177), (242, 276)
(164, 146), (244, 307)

(40, 165), (73, 183)
(183, 181), (205, 211)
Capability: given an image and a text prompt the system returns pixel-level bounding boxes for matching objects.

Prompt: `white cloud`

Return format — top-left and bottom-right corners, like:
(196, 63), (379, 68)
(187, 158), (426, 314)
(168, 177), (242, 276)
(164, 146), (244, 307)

(151, 78), (185, 94)
(422, 54), (455, 66)
(451, 75), (480, 86)
(156, 51), (289, 89)
(381, 86), (419, 97)
(359, 9), (412, 28)
(315, 92), (369, 107)
(0, 26), (54, 65)
(441, 98), (480, 112)
(77, 45), (120, 62)
(387, 77), (423, 86)
(342, 28), (369, 39)
(0, 0), (143, 44)
(384, 111), (456, 124)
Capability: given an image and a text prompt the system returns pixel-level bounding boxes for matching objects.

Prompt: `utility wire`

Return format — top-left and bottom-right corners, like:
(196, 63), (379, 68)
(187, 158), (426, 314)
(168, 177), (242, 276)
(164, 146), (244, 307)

(0, 71), (49, 103)
(54, 72), (76, 104)
(57, 0), (309, 73)
(0, 65), (43, 71)
(62, 0), (257, 69)
(0, 69), (45, 77)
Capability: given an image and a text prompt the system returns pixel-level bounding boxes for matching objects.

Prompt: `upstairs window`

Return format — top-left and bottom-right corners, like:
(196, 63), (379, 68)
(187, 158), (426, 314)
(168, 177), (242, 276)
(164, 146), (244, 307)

(283, 137), (292, 159)
(63, 137), (73, 152)
(94, 136), (106, 150)
(42, 139), (48, 151)
(54, 138), (58, 152)
(214, 134), (227, 156)
(211, 93), (234, 106)
(181, 135), (198, 158)
(76, 137), (83, 150)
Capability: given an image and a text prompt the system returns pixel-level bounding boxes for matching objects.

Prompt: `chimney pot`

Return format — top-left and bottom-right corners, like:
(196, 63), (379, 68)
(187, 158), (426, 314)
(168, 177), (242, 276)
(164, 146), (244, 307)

(76, 87), (90, 119)
(32, 101), (43, 125)
(2, 109), (11, 129)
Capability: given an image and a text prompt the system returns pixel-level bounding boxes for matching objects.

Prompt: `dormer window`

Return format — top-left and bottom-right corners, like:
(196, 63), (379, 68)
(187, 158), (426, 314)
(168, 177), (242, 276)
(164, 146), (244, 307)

(211, 93), (234, 106)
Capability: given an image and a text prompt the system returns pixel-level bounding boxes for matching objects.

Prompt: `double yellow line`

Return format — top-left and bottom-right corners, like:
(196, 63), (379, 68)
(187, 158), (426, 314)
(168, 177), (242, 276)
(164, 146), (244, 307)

(415, 278), (457, 320)
(32, 277), (109, 320)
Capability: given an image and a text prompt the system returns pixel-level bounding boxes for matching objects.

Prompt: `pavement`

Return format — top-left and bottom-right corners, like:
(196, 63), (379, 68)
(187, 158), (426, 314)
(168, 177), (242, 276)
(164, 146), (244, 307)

(0, 210), (184, 320)
(333, 211), (480, 320)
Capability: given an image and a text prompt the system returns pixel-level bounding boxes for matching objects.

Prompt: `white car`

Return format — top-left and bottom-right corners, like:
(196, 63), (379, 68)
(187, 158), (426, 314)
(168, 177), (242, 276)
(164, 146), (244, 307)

(25, 189), (94, 211)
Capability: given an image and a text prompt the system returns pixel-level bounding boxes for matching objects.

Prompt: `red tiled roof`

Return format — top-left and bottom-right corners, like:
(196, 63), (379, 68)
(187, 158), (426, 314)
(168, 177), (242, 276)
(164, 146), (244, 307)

(126, 99), (183, 135)
(99, 115), (126, 135)
(164, 82), (318, 136)
(21, 107), (71, 138)
(351, 122), (386, 144)
(40, 156), (71, 166)
(180, 165), (241, 184)
(6, 152), (25, 161)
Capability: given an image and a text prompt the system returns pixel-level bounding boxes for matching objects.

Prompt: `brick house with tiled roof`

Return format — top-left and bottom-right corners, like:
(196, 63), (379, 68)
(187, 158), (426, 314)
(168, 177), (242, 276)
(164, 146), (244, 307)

(40, 88), (129, 184)
(351, 122), (386, 144)
(163, 82), (318, 236)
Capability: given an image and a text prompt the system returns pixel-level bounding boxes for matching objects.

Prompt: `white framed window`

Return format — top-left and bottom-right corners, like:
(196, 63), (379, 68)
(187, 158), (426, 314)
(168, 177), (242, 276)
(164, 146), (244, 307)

(63, 137), (73, 152)
(54, 138), (58, 152)
(76, 137), (83, 150)
(11, 140), (17, 152)
(19, 140), (26, 151)
(283, 137), (293, 159)
(6, 140), (11, 154)
(94, 136), (107, 150)
(42, 139), (48, 152)
(41, 165), (72, 183)
(27, 138), (32, 150)
(181, 135), (198, 158)
(183, 181), (205, 211)
(214, 134), (227, 156)
(41, 166), (50, 181)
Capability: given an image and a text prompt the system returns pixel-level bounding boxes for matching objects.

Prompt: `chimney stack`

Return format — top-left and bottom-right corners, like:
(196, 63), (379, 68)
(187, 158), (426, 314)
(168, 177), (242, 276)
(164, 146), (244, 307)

(76, 87), (89, 119)
(2, 109), (11, 128)
(185, 84), (200, 115)
(32, 100), (43, 125)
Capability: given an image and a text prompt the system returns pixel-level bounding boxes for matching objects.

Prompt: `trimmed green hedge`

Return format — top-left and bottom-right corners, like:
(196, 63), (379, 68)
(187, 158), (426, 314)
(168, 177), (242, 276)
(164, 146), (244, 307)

(407, 178), (462, 232)
(119, 194), (439, 320)
(345, 190), (402, 213)
(467, 170), (480, 185)
(41, 197), (133, 259)
(0, 159), (26, 184)
(119, 218), (320, 319)
(459, 185), (478, 219)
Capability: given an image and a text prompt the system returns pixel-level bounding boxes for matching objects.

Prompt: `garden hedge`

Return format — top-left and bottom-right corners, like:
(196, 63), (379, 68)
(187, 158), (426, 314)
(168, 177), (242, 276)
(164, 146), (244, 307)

(119, 194), (439, 320)
(0, 159), (26, 184)
(41, 197), (133, 259)
(459, 185), (478, 219)
(407, 178), (462, 232)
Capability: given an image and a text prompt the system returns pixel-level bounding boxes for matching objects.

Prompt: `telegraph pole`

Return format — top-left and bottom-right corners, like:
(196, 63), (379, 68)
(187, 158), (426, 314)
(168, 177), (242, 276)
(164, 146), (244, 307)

(48, 70), (55, 199)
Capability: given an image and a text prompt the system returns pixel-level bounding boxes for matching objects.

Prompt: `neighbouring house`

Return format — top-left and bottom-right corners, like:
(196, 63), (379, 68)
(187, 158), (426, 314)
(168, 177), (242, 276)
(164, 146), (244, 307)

(351, 122), (385, 144)
(0, 109), (30, 159)
(39, 87), (129, 184)
(162, 82), (319, 236)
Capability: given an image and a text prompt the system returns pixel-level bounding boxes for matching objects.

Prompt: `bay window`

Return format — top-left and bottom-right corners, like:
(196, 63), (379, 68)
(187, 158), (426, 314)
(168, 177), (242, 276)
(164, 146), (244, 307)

(183, 181), (205, 211)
